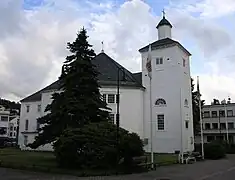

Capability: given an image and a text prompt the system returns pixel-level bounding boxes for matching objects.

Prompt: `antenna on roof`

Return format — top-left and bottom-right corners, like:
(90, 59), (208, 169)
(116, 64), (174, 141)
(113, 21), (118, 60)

(101, 41), (104, 53)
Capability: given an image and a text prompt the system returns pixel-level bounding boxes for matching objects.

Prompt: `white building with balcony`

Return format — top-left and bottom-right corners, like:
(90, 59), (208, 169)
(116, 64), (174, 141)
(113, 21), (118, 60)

(18, 14), (194, 153)
(0, 106), (10, 137)
(8, 116), (19, 139)
(202, 102), (235, 143)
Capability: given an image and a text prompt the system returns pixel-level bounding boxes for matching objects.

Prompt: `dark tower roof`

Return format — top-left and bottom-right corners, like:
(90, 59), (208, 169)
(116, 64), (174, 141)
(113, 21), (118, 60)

(156, 17), (172, 28)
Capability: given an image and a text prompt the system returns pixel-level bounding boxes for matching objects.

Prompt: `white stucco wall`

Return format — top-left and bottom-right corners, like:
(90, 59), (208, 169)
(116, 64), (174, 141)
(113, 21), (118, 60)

(19, 87), (144, 151)
(158, 25), (172, 40)
(101, 87), (144, 138)
(141, 44), (194, 153)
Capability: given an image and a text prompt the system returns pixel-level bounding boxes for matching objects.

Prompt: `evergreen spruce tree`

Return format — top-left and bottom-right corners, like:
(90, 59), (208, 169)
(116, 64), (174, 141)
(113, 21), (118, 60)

(29, 28), (110, 148)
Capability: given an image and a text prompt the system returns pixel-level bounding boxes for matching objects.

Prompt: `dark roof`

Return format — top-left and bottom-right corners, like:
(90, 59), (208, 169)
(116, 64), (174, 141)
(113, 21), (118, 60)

(133, 72), (142, 84)
(21, 53), (144, 102)
(156, 17), (172, 28)
(138, 38), (191, 56)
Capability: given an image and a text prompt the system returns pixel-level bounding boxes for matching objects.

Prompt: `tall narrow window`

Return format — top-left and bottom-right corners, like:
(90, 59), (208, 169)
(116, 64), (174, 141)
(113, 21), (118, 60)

(25, 120), (29, 131)
(102, 94), (107, 102)
(157, 114), (164, 130)
(37, 105), (41, 112)
(26, 105), (30, 113)
(107, 94), (115, 103)
(36, 120), (40, 131)
(183, 59), (186, 67)
(185, 121), (189, 129)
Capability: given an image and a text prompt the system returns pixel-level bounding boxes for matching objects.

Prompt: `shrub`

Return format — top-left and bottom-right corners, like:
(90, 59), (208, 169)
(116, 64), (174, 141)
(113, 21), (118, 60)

(224, 143), (235, 154)
(53, 122), (144, 171)
(204, 142), (226, 159)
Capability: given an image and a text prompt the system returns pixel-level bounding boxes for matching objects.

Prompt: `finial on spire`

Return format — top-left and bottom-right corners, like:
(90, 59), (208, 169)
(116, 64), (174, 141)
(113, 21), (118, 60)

(162, 9), (166, 18)
(101, 41), (104, 53)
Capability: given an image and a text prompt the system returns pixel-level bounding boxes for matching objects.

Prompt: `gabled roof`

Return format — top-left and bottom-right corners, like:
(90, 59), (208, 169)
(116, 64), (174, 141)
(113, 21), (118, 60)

(133, 72), (142, 84)
(156, 17), (172, 28)
(138, 38), (191, 56)
(21, 53), (144, 103)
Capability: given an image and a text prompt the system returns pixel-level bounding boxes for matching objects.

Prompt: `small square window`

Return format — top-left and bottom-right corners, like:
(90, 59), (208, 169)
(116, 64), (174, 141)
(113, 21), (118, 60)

(107, 94), (115, 103)
(212, 123), (218, 129)
(228, 122), (234, 129)
(156, 57), (163, 65)
(227, 110), (233, 117)
(203, 111), (210, 118)
(1, 116), (8, 122)
(220, 123), (226, 129)
(10, 132), (12, 137)
(212, 111), (217, 117)
(219, 110), (225, 117)
(205, 123), (210, 129)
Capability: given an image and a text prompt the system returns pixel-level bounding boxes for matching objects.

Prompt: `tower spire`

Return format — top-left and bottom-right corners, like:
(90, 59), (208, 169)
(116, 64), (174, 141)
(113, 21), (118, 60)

(101, 41), (104, 53)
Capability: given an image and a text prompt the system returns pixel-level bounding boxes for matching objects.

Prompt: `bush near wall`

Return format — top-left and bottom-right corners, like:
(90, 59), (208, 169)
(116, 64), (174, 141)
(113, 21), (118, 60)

(195, 142), (226, 160)
(53, 122), (145, 172)
(204, 142), (226, 160)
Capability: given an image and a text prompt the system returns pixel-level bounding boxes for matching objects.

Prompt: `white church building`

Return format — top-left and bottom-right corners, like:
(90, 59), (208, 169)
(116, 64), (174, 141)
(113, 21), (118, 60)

(18, 15), (194, 153)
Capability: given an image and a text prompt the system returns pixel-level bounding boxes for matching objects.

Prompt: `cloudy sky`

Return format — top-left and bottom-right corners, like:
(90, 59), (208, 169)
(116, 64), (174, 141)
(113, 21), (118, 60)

(0, 0), (235, 104)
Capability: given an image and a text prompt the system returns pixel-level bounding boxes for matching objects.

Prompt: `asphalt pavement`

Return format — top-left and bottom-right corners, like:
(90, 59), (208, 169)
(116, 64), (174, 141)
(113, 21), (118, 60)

(1, 155), (235, 180)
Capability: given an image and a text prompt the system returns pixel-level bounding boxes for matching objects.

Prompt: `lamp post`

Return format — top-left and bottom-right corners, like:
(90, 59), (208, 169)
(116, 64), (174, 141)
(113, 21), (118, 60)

(222, 98), (230, 144)
(116, 66), (125, 161)
(219, 111), (221, 140)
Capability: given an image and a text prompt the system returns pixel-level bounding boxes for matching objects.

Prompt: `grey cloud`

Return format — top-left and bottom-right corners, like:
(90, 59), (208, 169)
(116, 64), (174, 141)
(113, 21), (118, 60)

(0, 0), (24, 38)
(0, 0), (86, 100)
(168, 9), (232, 57)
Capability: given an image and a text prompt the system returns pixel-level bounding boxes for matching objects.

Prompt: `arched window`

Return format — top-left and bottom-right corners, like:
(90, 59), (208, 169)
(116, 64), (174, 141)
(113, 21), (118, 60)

(155, 98), (166, 106)
(184, 99), (188, 106)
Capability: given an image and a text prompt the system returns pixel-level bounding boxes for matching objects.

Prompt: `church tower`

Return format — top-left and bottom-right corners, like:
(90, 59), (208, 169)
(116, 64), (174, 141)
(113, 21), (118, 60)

(139, 12), (194, 153)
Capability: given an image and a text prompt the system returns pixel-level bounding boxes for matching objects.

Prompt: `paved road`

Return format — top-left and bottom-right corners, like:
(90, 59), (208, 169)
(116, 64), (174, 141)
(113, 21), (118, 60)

(2, 155), (235, 180)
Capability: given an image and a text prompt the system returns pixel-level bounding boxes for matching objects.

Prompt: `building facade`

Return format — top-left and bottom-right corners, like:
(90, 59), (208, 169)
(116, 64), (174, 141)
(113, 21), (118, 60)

(0, 106), (10, 137)
(202, 102), (235, 143)
(8, 116), (19, 139)
(0, 106), (19, 139)
(18, 14), (194, 153)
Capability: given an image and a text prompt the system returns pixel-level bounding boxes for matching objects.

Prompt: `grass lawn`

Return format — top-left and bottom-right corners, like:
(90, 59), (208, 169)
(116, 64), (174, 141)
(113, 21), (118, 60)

(0, 148), (177, 176)
(145, 153), (178, 166)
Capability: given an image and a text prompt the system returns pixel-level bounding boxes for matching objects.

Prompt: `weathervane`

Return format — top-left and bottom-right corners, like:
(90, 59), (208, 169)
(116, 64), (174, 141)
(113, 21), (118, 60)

(162, 9), (166, 18)
(101, 41), (104, 53)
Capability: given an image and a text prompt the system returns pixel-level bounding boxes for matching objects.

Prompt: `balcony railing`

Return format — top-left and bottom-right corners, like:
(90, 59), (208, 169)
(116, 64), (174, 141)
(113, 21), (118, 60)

(203, 128), (235, 134)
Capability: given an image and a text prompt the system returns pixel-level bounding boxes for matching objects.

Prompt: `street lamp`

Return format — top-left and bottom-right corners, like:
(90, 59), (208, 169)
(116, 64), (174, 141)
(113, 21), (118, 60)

(219, 110), (222, 140)
(222, 98), (230, 144)
(116, 66), (125, 161)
